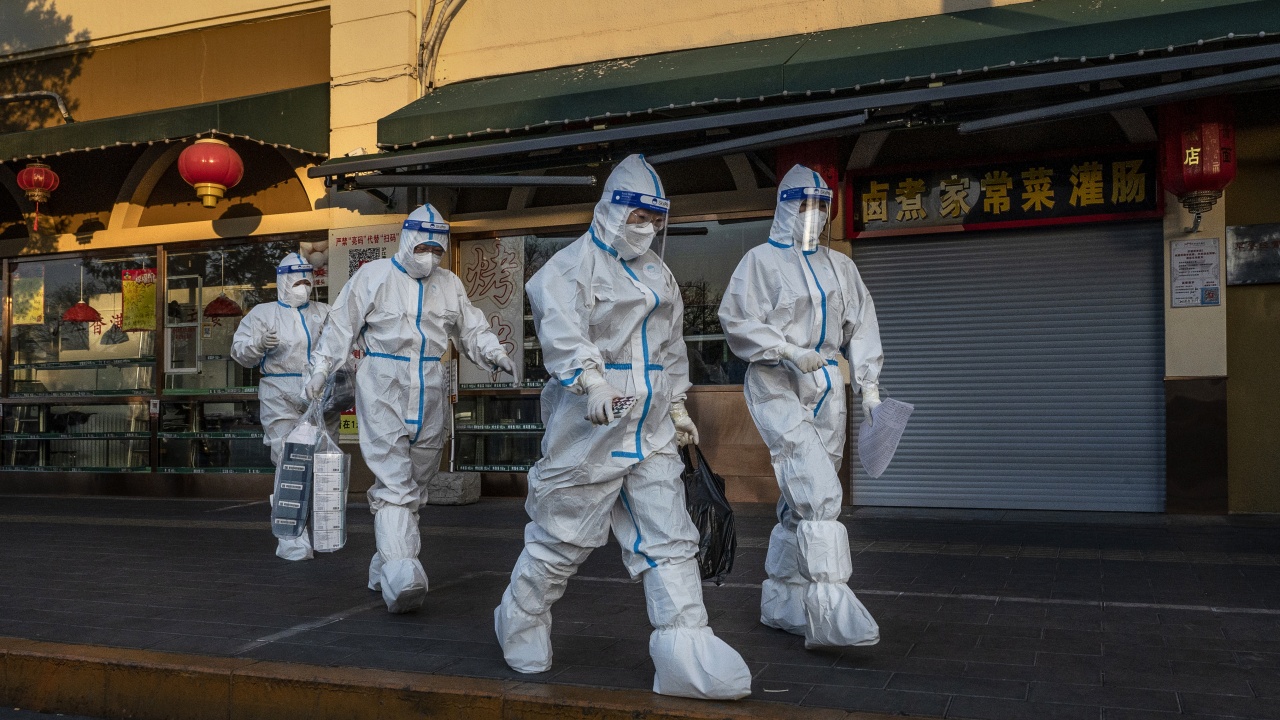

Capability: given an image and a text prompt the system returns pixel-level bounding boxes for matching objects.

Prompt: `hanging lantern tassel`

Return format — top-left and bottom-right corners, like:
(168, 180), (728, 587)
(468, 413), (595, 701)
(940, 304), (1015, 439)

(16, 162), (60, 232)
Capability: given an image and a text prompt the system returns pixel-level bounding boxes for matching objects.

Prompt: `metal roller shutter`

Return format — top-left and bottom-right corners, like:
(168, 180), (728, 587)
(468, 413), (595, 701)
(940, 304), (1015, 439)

(848, 224), (1165, 511)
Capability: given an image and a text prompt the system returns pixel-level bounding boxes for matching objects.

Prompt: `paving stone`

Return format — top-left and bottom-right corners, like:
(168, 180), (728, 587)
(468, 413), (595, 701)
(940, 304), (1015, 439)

(887, 671), (1028, 699)
(946, 695), (1099, 720)
(1178, 692), (1280, 720)
(801, 685), (950, 716)
(1030, 682), (1180, 712)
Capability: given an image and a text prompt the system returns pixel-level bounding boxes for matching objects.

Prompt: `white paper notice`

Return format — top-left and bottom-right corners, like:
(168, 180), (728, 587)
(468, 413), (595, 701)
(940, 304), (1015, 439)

(857, 398), (914, 479)
(1170, 237), (1222, 307)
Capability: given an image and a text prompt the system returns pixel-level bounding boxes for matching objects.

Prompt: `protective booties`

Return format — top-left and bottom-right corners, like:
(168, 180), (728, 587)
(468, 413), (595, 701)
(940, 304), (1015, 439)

(494, 585), (553, 673)
(373, 505), (428, 613)
(760, 524), (806, 634)
(644, 561), (751, 700)
(797, 519), (879, 648)
(368, 551), (383, 591)
(276, 534), (314, 562)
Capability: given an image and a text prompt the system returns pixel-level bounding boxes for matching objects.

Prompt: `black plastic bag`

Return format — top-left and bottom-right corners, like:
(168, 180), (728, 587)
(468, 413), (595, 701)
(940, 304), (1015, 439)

(680, 445), (736, 584)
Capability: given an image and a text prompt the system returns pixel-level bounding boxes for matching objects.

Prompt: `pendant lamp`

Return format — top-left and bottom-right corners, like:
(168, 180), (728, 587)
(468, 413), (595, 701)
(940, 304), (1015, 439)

(202, 251), (243, 318)
(61, 264), (103, 323)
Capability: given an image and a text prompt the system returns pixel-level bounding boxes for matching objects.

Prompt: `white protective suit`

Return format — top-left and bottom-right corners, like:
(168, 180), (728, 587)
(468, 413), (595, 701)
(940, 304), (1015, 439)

(494, 155), (751, 700)
(717, 165), (884, 649)
(232, 252), (337, 562)
(309, 204), (509, 613)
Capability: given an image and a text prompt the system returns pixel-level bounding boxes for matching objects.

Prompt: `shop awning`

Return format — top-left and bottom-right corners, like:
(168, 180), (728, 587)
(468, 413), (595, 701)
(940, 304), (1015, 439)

(375, 0), (1280, 152)
(0, 83), (329, 163)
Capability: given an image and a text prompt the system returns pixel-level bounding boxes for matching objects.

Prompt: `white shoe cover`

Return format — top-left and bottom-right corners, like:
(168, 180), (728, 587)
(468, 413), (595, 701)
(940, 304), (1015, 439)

(760, 579), (806, 634)
(368, 551), (383, 591)
(381, 558), (428, 613)
(650, 627), (752, 700)
(374, 506), (427, 613)
(803, 583), (880, 648)
(276, 534), (313, 562)
(494, 586), (553, 673)
(643, 561), (750, 700)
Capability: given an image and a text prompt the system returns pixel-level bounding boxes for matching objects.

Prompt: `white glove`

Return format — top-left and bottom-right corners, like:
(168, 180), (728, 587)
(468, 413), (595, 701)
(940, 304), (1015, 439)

(780, 343), (825, 374)
(861, 384), (881, 424)
(581, 368), (625, 426)
(490, 351), (515, 375)
(670, 401), (699, 447)
(304, 371), (327, 401)
(258, 330), (279, 354)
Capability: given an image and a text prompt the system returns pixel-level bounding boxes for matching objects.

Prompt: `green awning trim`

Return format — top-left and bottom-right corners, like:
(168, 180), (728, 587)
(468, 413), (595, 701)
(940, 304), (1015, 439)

(379, 0), (1280, 150)
(0, 83), (329, 162)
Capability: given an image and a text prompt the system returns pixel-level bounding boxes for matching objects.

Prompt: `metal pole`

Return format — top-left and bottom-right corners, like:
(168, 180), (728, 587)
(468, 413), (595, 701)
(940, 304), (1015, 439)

(350, 174), (597, 188)
(960, 63), (1280, 133)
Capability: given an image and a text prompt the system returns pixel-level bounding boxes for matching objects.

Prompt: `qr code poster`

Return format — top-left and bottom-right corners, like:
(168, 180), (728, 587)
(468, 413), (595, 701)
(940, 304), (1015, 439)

(327, 223), (403, 293)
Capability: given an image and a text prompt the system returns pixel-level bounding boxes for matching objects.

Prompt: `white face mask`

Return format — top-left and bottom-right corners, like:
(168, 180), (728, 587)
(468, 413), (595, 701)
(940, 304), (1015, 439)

(796, 208), (828, 251)
(404, 250), (439, 279)
(281, 280), (311, 307)
(618, 222), (656, 260)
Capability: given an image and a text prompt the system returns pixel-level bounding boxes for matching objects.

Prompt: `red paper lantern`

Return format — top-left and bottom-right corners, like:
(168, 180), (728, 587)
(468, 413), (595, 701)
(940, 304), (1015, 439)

(202, 293), (243, 318)
(61, 301), (102, 323)
(1160, 97), (1236, 232)
(177, 138), (244, 208)
(16, 162), (59, 231)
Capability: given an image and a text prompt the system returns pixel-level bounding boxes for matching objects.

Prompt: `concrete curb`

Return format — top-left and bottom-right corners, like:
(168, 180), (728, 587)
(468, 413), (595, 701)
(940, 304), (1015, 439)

(0, 636), (891, 720)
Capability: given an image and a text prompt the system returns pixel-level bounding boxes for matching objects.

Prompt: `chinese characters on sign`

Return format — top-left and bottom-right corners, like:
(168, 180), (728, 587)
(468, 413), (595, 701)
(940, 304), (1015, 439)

(326, 223), (403, 291)
(458, 236), (526, 388)
(849, 152), (1161, 237)
(1226, 224), (1280, 286)
(1170, 238), (1221, 307)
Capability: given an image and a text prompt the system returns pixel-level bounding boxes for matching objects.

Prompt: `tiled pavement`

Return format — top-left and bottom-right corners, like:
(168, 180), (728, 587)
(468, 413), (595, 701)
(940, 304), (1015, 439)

(2, 495), (1280, 720)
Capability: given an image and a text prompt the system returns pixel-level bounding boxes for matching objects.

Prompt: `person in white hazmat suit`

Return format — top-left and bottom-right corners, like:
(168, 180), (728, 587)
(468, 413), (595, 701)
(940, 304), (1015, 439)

(304, 205), (515, 613)
(232, 252), (339, 562)
(717, 165), (884, 649)
(494, 155), (751, 701)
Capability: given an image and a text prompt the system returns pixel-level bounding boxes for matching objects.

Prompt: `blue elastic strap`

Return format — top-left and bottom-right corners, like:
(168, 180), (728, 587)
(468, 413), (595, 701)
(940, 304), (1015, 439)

(367, 351), (411, 362)
(412, 277), (428, 442)
(559, 368), (584, 387)
(618, 488), (658, 569)
(261, 372), (303, 378)
(604, 363), (664, 371)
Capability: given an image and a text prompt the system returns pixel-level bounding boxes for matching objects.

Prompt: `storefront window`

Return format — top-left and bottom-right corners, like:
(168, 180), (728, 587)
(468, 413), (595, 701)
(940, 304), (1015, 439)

(665, 219), (771, 384)
(8, 252), (158, 397)
(497, 219), (771, 387)
(164, 239), (319, 394)
(1, 402), (150, 471)
(157, 399), (272, 473)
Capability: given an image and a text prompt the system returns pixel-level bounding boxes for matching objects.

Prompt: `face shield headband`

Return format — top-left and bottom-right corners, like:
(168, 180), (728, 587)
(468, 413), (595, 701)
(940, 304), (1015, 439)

(780, 186), (834, 252)
(403, 218), (450, 250)
(609, 190), (670, 260)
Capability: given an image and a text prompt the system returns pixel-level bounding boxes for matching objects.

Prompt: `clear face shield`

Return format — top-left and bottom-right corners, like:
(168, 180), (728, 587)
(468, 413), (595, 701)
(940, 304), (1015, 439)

(610, 190), (670, 261)
(402, 218), (450, 276)
(781, 186), (834, 252)
(276, 261), (314, 306)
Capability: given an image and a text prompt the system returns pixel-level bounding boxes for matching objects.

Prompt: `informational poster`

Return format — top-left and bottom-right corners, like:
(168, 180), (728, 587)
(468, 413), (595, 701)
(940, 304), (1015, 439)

(121, 268), (157, 331)
(1171, 238), (1222, 307)
(327, 223), (402, 292)
(1226, 225), (1280, 286)
(457, 236), (525, 388)
(11, 265), (45, 325)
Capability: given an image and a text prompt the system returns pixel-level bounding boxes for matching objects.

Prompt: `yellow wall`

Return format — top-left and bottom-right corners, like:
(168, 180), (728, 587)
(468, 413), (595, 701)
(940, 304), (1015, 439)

(432, 0), (1033, 86)
(1, 1), (326, 59)
(1224, 156), (1280, 513)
